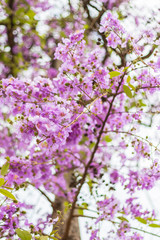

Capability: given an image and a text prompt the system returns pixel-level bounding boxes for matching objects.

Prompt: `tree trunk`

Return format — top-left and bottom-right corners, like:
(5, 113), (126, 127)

(53, 195), (80, 240)
(52, 172), (81, 240)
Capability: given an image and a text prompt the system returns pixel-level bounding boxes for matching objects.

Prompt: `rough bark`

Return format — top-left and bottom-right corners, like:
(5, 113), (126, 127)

(7, 0), (15, 76)
(53, 195), (81, 240)
(52, 172), (81, 240)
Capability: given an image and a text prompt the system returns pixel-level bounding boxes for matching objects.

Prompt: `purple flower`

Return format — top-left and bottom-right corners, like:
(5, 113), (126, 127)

(67, 123), (81, 144)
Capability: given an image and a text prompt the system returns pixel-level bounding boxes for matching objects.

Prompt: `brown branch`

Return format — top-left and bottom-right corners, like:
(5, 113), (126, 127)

(112, 221), (160, 238)
(73, 214), (96, 219)
(141, 46), (157, 60)
(75, 206), (98, 213)
(89, 9), (105, 30)
(0, 20), (8, 26)
(106, 85), (160, 100)
(55, 166), (83, 176)
(100, 32), (110, 65)
(81, 1), (110, 65)
(104, 130), (160, 152)
(88, 3), (100, 12)
(109, 110), (160, 115)
(68, 0), (74, 14)
(26, 182), (53, 205)
(73, 215), (160, 238)
(6, 0), (15, 76)
(62, 71), (127, 240)
(81, 0), (92, 22)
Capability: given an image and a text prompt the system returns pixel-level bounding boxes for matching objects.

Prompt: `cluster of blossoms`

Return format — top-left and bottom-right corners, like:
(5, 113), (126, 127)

(0, 0), (160, 239)
(0, 202), (32, 237)
(0, 77), (73, 149)
(123, 160), (160, 192)
(99, 11), (129, 48)
(97, 195), (120, 222)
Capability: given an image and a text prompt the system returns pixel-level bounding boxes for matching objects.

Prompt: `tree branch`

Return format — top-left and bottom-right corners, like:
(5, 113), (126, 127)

(26, 182), (53, 205)
(104, 130), (160, 152)
(112, 221), (160, 238)
(6, 0), (15, 76)
(62, 71), (127, 240)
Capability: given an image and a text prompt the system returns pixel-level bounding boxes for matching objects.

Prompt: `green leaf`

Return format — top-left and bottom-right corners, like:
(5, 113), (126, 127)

(89, 142), (95, 150)
(1, 162), (9, 176)
(117, 10), (125, 20)
(117, 216), (129, 222)
(147, 217), (158, 221)
(39, 237), (48, 240)
(5, 156), (10, 161)
(79, 136), (88, 145)
(87, 178), (93, 194)
(128, 83), (135, 91)
(149, 224), (160, 228)
(0, 178), (5, 187)
(26, 9), (35, 20)
(79, 150), (87, 160)
(123, 67), (129, 72)
(104, 135), (112, 142)
(135, 217), (147, 224)
(60, 31), (66, 38)
(138, 99), (146, 107)
(78, 208), (83, 215)
(109, 71), (121, 78)
(126, 76), (131, 83)
(15, 229), (32, 240)
(0, 188), (16, 200)
(64, 201), (72, 212)
(3, 186), (14, 190)
(82, 202), (88, 209)
(16, 7), (25, 16)
(84, 24), (89, 30)
(123, 85), (132, 98)
(50, 230), (58, 236)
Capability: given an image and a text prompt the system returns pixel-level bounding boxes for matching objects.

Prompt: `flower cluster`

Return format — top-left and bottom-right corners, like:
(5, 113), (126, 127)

(0, 0), (160, 239)
(99, 12), (128, 48)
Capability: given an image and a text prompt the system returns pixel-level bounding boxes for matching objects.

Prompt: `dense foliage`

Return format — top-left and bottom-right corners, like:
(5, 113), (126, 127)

(0, 0), (160, 239)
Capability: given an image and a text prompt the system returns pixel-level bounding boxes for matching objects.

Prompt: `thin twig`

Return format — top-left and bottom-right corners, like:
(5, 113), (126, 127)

(62, 70), (127, 240)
